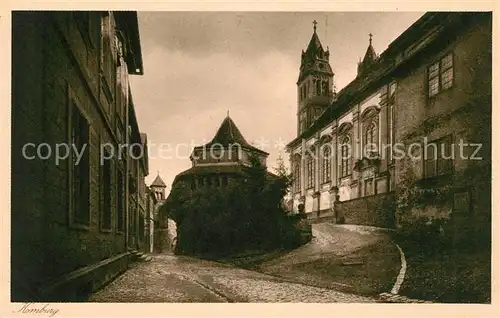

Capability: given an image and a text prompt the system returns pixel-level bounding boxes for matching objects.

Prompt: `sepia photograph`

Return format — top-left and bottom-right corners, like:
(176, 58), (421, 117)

(8, 8), (494, 309)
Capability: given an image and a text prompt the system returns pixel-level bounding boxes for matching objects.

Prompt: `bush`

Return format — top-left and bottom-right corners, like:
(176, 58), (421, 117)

(395, 216), (452, 255)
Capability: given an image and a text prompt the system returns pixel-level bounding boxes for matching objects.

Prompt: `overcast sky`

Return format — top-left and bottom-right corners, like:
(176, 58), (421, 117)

(129, 12), (424, 188)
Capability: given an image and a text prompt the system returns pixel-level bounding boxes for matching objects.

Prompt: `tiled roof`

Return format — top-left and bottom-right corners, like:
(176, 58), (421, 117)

(151, 174), (166, 188)
(362, 42), (377, 65)
(306, 32), (324, 55)
(197, 115), (268, 155)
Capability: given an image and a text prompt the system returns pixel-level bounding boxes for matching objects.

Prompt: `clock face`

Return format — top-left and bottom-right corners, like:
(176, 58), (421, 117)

(318, 63), (324, 69)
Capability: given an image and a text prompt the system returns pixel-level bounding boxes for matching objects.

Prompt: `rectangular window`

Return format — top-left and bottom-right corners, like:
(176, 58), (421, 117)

(390, 105), (395, 163)
(130, 204), (136, 236)
(364, 179), (373, 196)
(428, 53), (453, 97)
(139, 214), (145, 241)
(117, 169), (124, 232)
(70, 100), (90, 228)
(100, 152), (113, 231)
(424, 135), (453, 179)
(74, 11), (94, 47)
(101, 12), (115, 104)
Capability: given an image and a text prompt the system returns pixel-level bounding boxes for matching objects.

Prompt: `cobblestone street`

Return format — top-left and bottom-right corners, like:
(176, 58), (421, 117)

(90, 254), (377, 303)
(90, 224), (399, 303)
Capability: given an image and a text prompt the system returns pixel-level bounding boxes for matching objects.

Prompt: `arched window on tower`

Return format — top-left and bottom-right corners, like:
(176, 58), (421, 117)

(316, 79), (321, 96)
(322, 80), (329, 96)
(341, 135), (352, 178)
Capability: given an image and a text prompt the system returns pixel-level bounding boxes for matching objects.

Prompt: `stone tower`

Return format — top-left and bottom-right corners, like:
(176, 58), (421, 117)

(150, 172), (169, 253)
(297, 20), (335, 136)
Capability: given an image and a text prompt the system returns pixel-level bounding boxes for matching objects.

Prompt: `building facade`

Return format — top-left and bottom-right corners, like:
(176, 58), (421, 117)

(145, 186), (158, 253)
(287, 12), (491, 237)
(12, 11), (147, 301)
(288, 21), (394, 225)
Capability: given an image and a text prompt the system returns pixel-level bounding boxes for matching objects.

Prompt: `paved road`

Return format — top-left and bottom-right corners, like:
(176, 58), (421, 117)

(89, 224), (399, 302)
(90, 254), (376, 303)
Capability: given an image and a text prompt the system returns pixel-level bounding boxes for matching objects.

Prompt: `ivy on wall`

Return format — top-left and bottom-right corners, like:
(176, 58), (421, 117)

(395, 161), (453, 216)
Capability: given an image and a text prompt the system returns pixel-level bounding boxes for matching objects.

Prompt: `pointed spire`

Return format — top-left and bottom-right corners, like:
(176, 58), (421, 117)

(298, 19), (333, 82)
(363, 32), (376, 63)
(151, 173), (166, 188)
(357, 32), (377, 77)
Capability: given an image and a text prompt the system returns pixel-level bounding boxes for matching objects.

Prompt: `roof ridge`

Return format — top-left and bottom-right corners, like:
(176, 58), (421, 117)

(227, 116), (234, 141)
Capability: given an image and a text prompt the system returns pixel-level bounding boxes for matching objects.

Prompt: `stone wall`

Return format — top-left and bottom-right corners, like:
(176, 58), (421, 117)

(334, 192), (396, 228)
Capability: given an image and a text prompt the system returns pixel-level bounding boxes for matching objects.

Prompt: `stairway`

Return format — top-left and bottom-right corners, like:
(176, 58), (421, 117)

(128, 249), (153, 263)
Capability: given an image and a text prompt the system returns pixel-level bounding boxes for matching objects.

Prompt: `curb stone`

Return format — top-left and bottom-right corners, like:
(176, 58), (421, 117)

(378, 292), (433, 303)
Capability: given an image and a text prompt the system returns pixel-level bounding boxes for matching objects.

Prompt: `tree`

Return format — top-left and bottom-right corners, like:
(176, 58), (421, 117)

(161, 152), (304, 257)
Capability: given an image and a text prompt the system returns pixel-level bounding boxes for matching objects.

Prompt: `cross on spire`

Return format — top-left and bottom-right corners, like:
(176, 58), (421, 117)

(369, 33), (373, 45)
(313, 20), (318, 33)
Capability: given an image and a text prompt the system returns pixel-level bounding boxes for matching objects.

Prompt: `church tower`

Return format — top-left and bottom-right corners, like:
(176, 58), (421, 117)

(150, 172), (166, 201)
(297, 20), (335, 136)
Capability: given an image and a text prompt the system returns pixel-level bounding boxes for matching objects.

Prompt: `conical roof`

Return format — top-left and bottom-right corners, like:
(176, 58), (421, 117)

(358, 34), (378, 76)
(210, 115), (252, 148)
(362, 43), (377, 65)
(305, 32), (324, 56)
(196, 115), (268, 155)
(151, 173), (166, 188)
(298, 22), (333, 83)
